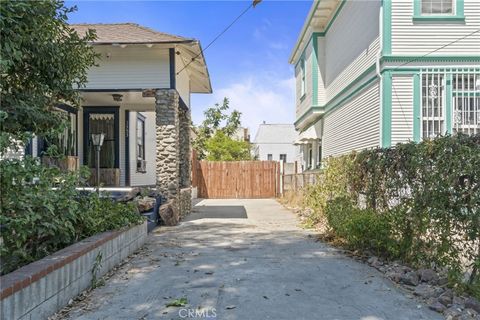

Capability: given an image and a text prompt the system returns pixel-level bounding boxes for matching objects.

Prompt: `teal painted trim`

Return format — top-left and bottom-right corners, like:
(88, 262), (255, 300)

(312, 34), (319, 106)
(381, 71), (392, 147)
(294, 106), (325, 126)
(445, 73), (453, 134)
(413, 73), (421, 142)
(412, 15), (465, 22)
(382, 0), (392, 55)
(453, 92), (480, 97)
(295, 64), (377, 127)
(323, 0), (346, 34)
(382, 55), (480, 63)
(324, 76), (378, 115)
(413, 0), (464, 22)
(291, 0), (345, 63)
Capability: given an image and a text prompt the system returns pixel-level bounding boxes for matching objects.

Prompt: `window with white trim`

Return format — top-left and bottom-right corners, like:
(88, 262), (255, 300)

(279, 154), (287, 162)
(453, 73), (480, 135)
(421, 73), (446, 139)
(136, 114), (146, 171)
(267, 154), (273, 161)
(421, 0), (453, 14)
(419, 68), (480, 139)
(300, 56), (306, 97)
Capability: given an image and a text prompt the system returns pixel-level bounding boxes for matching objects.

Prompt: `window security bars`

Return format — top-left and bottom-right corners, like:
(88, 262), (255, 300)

(420, 67), (480, 139)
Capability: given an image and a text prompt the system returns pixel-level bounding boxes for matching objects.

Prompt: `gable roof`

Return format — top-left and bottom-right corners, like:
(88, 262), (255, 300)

(253, 124), (298, 144)
(70, 23), (212, 93)
(70, 23), (192, 45)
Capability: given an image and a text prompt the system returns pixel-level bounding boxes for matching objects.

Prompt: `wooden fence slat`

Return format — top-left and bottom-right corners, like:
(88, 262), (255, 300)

(194, 160), (279, 199)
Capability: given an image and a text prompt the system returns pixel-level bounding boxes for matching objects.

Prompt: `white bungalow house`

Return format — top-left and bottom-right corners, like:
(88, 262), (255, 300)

(253, 123), (301, 164)
(290, 0), (480, 169)
(27, 23), (212, 210)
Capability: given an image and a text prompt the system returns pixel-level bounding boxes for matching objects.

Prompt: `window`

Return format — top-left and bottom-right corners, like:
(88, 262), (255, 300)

(267, 154), (273, 161)
(279, 154), (287, 162)
(421, 0), (453, 15)
(136, 114), (146, 171)
(421, 73), (445, 139)
(452, 73), (480, 135)
(300, 56), (306, 97)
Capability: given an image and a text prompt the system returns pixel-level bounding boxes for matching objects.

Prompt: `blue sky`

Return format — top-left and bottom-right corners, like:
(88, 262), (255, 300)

(67, 1), (311, 136)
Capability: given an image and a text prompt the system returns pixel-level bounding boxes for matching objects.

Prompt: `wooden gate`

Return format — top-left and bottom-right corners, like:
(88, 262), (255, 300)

(192, 160), (280, 199)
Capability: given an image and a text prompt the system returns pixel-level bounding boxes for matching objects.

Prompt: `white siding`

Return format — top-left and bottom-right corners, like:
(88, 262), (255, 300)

(326, 38), (380, 102)
(391, 75), (414, 145)
(129, 111), (156, 187)
(324, 0), (380, 87)
(323, 82), (380, 157)
(391, 0), (480, 55)
(315, 36), (327, 106)
(85, 46), (170, 90)
(295, 39), (313, 118)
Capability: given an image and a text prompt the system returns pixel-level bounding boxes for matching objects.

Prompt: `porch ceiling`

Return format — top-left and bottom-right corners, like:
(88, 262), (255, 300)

(81, 91), (155, 111)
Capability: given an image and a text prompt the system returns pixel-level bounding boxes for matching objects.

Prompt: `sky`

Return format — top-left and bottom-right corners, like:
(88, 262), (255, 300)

(66, 0), (312, 137)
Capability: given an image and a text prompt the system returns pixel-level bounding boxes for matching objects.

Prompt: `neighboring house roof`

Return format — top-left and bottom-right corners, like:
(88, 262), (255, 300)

(70, 23), (192, 45)
(70, 23), (212, 93)
(289, 0), (342, 64)
(253, 124), (298, 144)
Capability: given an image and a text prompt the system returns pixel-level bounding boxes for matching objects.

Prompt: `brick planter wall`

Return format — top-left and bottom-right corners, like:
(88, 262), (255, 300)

(0, 221), (147, 320)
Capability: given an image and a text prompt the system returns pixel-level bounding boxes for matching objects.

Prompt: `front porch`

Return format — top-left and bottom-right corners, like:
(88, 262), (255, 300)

(33, 88), (192, 209)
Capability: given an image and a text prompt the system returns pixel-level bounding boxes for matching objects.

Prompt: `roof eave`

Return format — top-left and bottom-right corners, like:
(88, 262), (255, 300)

(288, 1), (320, 64)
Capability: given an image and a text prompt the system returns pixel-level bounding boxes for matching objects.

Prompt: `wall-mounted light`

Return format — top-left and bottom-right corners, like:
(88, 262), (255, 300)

(146, 44), (153, 48)
(112, 94), (123, 102)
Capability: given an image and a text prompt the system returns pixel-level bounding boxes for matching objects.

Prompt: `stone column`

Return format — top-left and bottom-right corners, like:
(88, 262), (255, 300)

(178, 105), (191, 188)
(155, 89), (180, 201)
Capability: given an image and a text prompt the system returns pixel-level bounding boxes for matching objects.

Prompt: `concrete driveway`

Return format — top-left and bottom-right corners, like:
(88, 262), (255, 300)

(63, 199), (442, 320)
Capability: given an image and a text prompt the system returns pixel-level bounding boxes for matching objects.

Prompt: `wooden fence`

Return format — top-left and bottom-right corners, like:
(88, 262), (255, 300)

(282, 170), (322, 193)
(192, 160), (280, 199)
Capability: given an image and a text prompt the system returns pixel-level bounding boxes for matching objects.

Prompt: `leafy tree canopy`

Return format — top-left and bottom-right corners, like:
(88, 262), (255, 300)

(0, 0), (97, 151)
(205, 131), (252, 161)
(193, 98), (251, 160)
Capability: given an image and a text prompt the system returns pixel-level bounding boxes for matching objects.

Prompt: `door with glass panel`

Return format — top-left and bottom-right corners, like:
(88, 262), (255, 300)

(83, 107), (120, 186)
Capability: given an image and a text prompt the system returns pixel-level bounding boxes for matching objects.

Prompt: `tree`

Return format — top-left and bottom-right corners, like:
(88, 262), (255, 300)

(193, 98), (251, 160)
(0, 0), (97, 151)
(205, 131), (252, 161)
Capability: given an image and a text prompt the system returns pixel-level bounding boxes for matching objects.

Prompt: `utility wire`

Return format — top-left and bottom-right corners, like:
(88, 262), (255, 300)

(390, 28), (480, 72)
(389, 28), (480, 130)
(176, 2), (254, 76)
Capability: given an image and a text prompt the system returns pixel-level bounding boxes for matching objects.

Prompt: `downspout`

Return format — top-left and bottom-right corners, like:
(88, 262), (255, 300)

(377, 1), (384, 146)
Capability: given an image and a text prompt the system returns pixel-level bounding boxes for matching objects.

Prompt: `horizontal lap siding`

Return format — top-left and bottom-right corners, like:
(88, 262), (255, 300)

(296, 40), (313, 119)
(85, 47), (170, 89)
(323, 82), (380, 157)
(324, 0), (380, 101)
(391, 75), (414, 145)
(392, 0), (480, 55)
(325, 38), (379, 102)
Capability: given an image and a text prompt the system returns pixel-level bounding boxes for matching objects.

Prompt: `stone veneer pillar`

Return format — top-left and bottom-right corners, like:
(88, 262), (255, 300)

(178, 105), (192, 188)
(155, 89), (180, 200)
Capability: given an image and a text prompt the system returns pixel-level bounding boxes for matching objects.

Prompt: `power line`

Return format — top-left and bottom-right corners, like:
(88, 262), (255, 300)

(176, 2), (254, 76)
(389, 27), (480, 132)
(391, 28), (480, 71)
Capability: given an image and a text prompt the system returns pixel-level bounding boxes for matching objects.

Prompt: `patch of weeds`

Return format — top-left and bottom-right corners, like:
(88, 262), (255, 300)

(91, 252), (104, 288)
(166, 297), (188, 307)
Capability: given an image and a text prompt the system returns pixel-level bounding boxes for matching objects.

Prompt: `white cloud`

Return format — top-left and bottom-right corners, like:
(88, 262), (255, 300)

(192, 74), (296, 138)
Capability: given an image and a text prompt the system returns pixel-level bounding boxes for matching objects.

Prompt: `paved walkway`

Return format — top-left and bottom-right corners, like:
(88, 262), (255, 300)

(64, 199), (442, 320)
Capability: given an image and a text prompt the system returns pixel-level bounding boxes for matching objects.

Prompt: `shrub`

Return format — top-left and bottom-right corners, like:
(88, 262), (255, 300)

(0, 156), (144, 275)
(325, 197), (395, 256)
(300, 134), (480, 296)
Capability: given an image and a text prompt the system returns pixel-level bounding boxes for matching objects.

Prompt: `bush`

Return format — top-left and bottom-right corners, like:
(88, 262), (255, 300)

(0, 156), (144, 275)
(325, 197), (395, 256)
(301, 134), (480, 296)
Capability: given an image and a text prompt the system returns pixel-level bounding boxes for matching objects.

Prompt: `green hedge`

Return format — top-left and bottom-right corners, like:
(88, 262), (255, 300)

(304, 134), (480, 296)
(0, 157), (144, 275)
